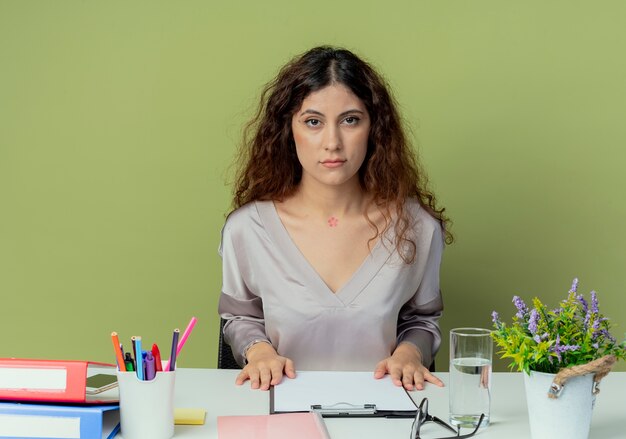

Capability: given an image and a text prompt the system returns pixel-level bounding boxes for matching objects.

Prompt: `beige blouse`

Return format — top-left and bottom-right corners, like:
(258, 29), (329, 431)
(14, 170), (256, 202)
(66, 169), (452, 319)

(218, 199), (444, 370)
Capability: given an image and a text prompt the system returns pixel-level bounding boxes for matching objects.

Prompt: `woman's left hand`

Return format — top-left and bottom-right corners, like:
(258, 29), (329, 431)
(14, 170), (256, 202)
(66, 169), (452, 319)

(373, 342), (444, 390)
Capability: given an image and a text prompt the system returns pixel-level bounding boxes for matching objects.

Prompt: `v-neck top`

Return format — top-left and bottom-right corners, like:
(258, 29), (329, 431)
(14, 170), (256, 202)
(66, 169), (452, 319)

(218, 198), (444, 371)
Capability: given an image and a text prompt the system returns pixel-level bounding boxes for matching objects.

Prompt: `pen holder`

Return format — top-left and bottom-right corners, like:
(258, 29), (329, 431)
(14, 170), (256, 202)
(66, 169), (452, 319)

(117, 370), (176, 439)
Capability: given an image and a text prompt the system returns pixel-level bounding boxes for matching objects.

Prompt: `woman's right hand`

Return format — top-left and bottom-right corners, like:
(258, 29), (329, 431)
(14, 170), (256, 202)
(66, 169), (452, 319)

(235, 342), (296, 390)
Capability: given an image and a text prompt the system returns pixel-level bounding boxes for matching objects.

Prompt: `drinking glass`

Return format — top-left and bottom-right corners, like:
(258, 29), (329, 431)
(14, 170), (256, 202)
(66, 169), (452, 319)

(449, 328), (492, 428)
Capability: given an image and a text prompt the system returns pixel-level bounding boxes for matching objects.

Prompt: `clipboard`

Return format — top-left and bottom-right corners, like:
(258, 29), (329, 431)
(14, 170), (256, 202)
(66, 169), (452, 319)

(269, 371), (418, 418)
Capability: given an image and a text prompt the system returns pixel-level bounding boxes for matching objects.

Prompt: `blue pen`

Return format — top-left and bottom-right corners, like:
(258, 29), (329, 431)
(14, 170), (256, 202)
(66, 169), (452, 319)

(145, 351), (156, 380)
(142, 351), (147, 378)
(135, 337), (144, 380)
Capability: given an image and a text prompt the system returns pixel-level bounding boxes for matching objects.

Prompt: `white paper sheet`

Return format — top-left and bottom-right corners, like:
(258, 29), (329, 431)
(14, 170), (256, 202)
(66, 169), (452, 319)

(272, 371), (417, 413)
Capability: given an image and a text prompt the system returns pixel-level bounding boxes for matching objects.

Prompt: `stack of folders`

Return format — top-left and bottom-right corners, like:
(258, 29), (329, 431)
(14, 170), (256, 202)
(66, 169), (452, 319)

(0, 358), (121, 439)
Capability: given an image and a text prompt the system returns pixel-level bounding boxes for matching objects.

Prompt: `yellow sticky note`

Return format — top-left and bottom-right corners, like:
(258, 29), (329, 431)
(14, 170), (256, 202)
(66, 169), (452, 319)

(175, 408), (207, 425)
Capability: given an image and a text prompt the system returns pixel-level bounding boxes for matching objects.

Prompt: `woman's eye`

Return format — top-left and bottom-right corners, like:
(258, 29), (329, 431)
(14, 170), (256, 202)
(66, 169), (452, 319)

(305, 119), (321, 127)
(343, 116), (360, 125)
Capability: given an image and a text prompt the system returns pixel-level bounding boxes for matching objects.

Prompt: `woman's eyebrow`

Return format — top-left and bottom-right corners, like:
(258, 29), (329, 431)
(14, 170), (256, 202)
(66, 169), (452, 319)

(298, 109), (366, 117)
(299, 109), (324, 117)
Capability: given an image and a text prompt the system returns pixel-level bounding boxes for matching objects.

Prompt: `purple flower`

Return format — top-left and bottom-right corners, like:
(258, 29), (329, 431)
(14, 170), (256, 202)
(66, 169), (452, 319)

(591, 290), (599, 314)
(599, 329), (617, 343)
(551, 334), (580, 362)
(534, 332), (549, 344)
(553, 345), (580, 362)
(528, 309), (539, 335)
(570, 278), (579, 293)
(513, 296), (528, 319)
(491, 311), (500, 325)
(577, 294), (588, 315)
(591, 317), (610, 340)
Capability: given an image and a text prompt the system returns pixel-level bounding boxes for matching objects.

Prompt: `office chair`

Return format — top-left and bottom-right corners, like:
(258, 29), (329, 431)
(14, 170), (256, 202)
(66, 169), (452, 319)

(218, 318), (241, 369)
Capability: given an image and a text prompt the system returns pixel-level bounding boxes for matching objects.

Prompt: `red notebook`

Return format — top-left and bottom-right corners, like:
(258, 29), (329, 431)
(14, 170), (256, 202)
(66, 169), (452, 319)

(217, 412), (330, 439)
(0, 358), (118, 404)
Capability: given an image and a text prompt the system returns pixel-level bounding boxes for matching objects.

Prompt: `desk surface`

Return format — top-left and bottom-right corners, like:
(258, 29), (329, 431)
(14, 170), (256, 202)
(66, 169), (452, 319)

(118, 369), (625, 439)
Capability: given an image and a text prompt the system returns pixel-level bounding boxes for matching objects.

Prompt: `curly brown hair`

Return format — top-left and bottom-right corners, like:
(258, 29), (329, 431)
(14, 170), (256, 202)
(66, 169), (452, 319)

(231, 46), (452, 263)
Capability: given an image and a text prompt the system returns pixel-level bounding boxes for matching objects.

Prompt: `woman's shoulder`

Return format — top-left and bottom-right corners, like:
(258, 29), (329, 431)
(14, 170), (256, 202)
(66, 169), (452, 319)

(222, 200), (277, 234)
(405, 198), (441, 231)
(219, 201), (273, 255)
(401, 198), (444, 250)
(224, 201), (266, 228)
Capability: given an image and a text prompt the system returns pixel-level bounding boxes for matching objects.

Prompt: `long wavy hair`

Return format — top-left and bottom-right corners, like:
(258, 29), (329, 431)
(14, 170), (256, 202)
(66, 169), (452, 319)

(231, 46), (452, 263)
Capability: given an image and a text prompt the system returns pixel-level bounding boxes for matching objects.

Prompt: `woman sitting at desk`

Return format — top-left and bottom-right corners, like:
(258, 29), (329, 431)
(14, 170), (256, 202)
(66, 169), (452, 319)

(218, 46), (452, 392)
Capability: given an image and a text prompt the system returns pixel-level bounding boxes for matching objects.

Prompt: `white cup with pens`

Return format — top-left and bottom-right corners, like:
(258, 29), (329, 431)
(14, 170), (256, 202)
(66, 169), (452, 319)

(117, 365), (176, 439)
(112, 317), (197, 439)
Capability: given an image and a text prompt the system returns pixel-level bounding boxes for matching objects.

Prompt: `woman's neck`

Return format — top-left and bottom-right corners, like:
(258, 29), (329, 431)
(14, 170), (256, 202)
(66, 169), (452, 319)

(291, 180), (369, 219)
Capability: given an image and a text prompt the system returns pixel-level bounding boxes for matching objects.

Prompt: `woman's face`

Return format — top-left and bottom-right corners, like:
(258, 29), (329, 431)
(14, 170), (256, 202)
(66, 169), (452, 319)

(291, 84), (370, 191)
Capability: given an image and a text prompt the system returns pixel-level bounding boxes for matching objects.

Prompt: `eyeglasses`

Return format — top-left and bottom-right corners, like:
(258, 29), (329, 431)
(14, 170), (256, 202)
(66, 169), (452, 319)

(410, 398), (484, 439)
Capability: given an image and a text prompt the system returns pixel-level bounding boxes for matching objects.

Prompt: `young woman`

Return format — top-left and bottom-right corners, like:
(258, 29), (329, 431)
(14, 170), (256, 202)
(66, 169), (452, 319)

(218, 46), (452, 391)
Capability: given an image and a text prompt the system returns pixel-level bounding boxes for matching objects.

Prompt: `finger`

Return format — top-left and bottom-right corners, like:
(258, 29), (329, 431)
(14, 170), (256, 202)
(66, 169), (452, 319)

(248, 368), (261, 389)
(389, 365), (403, 387)
(269, 363), (285, 385)
(402, 367), (417, 391)
(412, 369), (425, 390)
(284, 359), (297, 379)
(259, 367), (272, 391)
(423, 370), (445, 387)
(373, 360), (389, 379)
(235, 369), (250, 386)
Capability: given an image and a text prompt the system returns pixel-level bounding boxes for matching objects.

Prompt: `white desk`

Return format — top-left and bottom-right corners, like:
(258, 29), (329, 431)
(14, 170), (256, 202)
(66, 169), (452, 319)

(119, 369), (625, 438)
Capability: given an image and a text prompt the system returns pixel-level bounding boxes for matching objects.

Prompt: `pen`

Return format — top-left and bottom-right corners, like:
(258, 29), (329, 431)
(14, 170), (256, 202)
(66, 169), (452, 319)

(176, 317), (198, 358)
(145, 351), (156, 380)
(111, 332), (126, 372)
(142, 351), (148, 379)
(131, 336), (138, 368)
(135, 336), (144, 380)
(163, 317), (197, 371)
(124, 352), (135, 372)
(166, 329), (180, 372)
(152, 343), (163, 372)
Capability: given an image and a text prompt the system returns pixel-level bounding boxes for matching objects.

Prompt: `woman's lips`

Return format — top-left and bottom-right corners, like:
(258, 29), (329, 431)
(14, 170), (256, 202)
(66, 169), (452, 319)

(321, 160), (346, 168)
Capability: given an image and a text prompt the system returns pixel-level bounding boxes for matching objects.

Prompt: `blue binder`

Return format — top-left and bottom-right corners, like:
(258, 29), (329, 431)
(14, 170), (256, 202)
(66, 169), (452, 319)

(0, 402), (120, 439)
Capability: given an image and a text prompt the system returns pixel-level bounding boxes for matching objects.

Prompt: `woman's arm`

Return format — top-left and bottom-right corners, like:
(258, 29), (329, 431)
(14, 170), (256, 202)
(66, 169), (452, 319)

(218, 219), (295, 389)
(374, 217), (445, 390)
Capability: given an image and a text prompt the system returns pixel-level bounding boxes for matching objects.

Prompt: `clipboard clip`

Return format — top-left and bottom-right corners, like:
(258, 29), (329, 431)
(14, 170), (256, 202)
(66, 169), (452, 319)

(310, 402), (377, 416)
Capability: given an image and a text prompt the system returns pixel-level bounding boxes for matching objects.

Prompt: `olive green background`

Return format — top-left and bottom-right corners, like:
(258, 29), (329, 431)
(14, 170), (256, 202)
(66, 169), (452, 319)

(1, 1), (625, 372)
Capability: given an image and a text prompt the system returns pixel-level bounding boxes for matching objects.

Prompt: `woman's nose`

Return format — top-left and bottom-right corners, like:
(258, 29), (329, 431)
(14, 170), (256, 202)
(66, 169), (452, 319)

(324, 125), (342, 151)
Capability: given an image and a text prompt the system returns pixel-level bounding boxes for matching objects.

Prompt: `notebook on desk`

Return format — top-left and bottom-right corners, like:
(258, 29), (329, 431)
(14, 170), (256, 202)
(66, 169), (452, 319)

(270, 371), (417, 418)
(218, 412), (330, 439)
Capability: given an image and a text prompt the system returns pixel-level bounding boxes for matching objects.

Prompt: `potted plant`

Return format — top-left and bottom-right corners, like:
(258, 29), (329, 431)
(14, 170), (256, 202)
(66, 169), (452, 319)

(491, 278), (626, 439)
